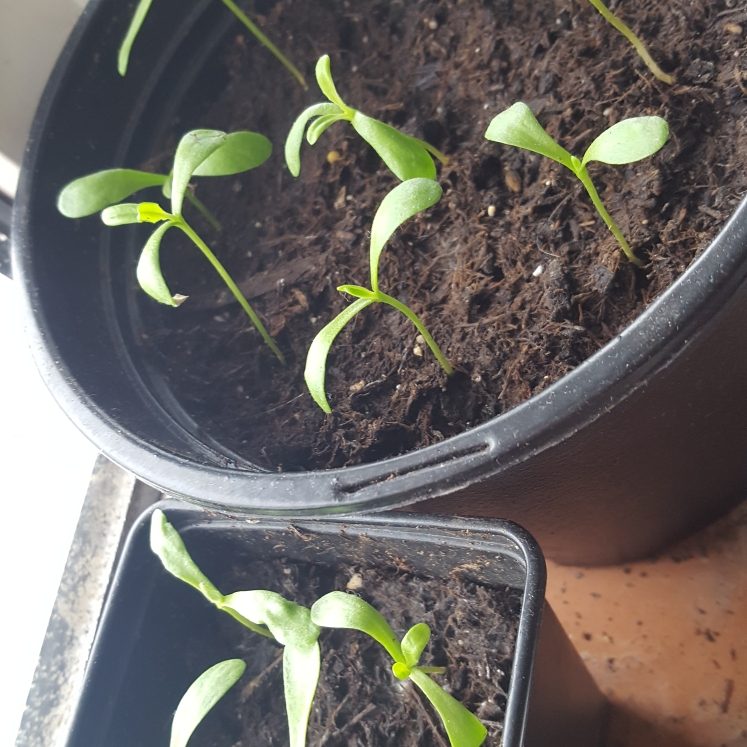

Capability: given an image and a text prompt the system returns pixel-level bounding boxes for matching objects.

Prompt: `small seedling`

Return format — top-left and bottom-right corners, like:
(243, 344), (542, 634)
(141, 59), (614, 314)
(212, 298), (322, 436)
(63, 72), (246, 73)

(150, 509), (321, 747)
(57, 129), (284, 362)
(285, 55), (448, 182)
(305, 178), (453, 413)
(118, 0), (306, 88)
(485, 102), (668, 266)
(587, 0), (674, 84)
(311, 591), (488, 747)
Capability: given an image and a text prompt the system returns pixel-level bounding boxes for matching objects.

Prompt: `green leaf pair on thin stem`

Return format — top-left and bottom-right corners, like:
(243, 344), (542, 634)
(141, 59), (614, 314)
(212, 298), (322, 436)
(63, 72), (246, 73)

(587, 0), (674, 85)
(485, 102), (669, 266)
(311, 591), (487, 747)
(285, 55), (448, 182)
(304, 178), (453, 413)
(57, 129), (284, 362)
(151, 509), (321, 747)
(118, 0), (306, 88)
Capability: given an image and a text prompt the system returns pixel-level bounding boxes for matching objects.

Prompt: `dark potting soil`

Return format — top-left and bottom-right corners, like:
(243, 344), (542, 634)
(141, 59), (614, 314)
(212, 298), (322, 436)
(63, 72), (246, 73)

(139, 0), (747, 470)
(199, 558), (521, 747)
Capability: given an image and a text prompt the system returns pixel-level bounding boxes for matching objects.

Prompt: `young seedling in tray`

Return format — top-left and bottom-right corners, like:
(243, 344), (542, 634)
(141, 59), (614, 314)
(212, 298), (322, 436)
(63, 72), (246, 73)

(304, 178), (453, 414)
(285, 55), (448, 182)
(57, 129), (284, 362)
(152, 510), (487, 747)
(485, 102), (668, 266)
(586, 0), (674, 84)
(151, 509), (321, 747)
(117, 0), (306, 88)
(312, 591), (488, 747)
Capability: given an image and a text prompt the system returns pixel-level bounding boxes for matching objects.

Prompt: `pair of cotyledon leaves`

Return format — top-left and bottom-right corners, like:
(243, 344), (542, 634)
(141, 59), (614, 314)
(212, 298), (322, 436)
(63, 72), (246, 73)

(486, 102), (668, 181)
(57, 129), (271, 307)
(151, 510), (487, 747)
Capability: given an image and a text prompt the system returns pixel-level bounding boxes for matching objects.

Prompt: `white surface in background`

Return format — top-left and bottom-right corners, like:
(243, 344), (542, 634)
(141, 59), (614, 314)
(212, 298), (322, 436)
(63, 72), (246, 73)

(0, 150), (19, 199)
(0, 0), (86, 163)
(0, 273), (98, 747)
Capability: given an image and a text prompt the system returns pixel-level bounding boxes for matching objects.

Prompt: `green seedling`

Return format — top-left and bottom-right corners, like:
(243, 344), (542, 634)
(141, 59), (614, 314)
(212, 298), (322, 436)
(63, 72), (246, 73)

(285, 55), (448, 182)
(118, 0), (306, 88)
(311, 591), (487, 747)
(151, 509), (321, 747)
(485, 102), (668, 266)
(587, 0), (673, 84)
(57, 129), (284, 362)
(305, 178), (452, 413)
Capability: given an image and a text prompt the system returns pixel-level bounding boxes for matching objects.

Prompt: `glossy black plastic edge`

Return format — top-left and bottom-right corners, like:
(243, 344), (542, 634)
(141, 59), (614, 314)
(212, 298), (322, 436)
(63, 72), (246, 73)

(11, 0), (747, 514)
(63, 499), (550, 747)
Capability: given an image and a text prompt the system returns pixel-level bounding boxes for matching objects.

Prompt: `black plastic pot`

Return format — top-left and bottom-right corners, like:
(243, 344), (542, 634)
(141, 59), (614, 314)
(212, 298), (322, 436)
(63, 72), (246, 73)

(63, 500), (606, 747)
(12, 0), (747, 564)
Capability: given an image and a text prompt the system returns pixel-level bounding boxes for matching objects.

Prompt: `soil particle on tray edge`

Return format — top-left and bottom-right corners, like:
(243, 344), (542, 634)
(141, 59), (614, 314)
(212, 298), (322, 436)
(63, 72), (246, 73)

(137, 0), (747, 470)
(196, 559), (521, 747)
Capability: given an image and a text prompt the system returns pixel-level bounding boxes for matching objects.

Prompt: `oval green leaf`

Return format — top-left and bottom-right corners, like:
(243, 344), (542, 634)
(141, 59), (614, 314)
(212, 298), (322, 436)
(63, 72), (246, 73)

(582, 116), (669, 166)
(311, 591), (404, 662)
(137, 202), (172, 223)
(315, 55), (348, 110)
(117, 0), (154, 76)
(283, 643), (321, 747)
(485, 102), (574, 170)
(408, 668), (488, 747)
(170, 659), (246, 747)
(337, 284), (375, 299)
(402, 623), (431, 667)
(192, 131), (273, 177)
(285, 103), (341, 177)
(370, 178), (442, 291)
(136, 222), (184, 308)
(149, 509), (223, 603)
(351, 112), (437, 181)
(171, 130), (226, 215)
(57, 169), (166, 218)
(101, 203), (140, 226)
(304, 298), (373, 413)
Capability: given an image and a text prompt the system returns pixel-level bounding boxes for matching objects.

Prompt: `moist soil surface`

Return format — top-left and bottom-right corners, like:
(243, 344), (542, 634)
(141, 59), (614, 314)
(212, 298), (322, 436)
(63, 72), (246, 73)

(140, 0), (747, 470)
(203, 559), (521, 747)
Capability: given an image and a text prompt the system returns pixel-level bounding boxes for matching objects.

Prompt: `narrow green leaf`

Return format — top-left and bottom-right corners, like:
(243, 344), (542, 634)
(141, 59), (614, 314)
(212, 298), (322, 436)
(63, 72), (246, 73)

(221, 590), (321, 747)
(351, 112), (437, 181)
(315, 55), (348, 110)
(170, 660), (246, 747)
(582, 116), (669, 166)
(117, 0), (154, 76)
(171, 130), (227, 216)
(222, 591), (320, 649)
(193, 131), (273, 177)
(283, 644), (321, 747)
(370, 178), (442, 291)
(311, 591), (404, 662)
(304, 298), (373, 413)
(57, 169), (166, 218)
(149, 509), (223, 603)
(337, 285), (375, 299)
(285, 103), (341, 177)
(409, 669), (487, 747)
(485, 102), (574, 170)
(101, 203), (140, 226)
(402, 623), (431, 667)
(307, 115), (342, 146)
(137, 223), (186, 308)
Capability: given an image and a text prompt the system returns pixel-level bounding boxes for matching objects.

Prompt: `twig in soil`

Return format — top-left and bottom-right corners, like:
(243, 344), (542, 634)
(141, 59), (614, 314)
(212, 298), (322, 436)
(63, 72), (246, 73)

(319, 701), (377, 747)
(240, 650), (284, 701)
(408, 685), (452, 747)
